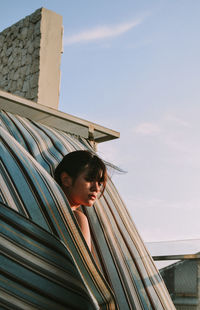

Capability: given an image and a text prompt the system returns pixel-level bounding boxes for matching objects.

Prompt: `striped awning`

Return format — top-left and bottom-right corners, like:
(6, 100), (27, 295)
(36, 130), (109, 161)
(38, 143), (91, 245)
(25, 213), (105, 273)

(0, 110), (175, 309)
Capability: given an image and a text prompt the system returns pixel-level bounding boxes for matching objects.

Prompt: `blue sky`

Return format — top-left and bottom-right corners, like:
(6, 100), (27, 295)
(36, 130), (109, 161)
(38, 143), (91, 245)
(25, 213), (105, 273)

(1, 1), (200, 246)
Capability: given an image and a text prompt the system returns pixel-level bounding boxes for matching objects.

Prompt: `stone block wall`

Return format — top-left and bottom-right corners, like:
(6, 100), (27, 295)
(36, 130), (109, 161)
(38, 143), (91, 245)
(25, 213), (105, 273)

(0, 8), (63, 109)
(0, 9), (42, 102)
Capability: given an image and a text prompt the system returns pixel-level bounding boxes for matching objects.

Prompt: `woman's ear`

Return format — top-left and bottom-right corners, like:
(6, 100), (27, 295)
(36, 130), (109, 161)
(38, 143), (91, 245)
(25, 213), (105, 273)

(60, 172), (72, 188)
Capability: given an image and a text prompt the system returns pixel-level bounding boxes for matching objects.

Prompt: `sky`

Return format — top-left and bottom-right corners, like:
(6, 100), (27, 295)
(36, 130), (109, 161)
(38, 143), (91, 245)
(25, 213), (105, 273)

(1, 0), (200, 252)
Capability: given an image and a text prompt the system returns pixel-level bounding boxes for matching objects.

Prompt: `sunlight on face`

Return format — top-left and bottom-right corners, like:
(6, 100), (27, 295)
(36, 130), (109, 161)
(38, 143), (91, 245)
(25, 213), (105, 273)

(66, 169), (103, 209)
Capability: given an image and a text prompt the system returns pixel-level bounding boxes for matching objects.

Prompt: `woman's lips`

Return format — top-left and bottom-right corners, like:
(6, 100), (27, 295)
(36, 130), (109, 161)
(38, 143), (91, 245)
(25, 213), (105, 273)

(89, 194), (96, 200)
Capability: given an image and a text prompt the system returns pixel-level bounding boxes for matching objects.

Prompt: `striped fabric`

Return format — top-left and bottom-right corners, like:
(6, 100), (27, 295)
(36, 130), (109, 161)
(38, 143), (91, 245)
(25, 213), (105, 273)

(0, 110), (175, 309)
(0, 202), (96, 310)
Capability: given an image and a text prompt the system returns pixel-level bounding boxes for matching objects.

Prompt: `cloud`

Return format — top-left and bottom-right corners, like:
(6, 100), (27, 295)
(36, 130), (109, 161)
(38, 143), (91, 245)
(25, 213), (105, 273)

(165, 114), (190, 128)
(134, 122), (161, 136)
(133, 114), (191, 138)
(64, 18), (143, 46)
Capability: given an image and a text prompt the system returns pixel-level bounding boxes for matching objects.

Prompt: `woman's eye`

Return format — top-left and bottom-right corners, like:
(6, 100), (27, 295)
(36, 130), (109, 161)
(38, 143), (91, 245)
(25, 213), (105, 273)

(85, 177), (103, 188)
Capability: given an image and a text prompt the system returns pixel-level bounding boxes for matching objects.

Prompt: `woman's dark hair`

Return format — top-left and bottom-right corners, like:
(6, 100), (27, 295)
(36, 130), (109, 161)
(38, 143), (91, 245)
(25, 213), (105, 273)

(54, 150), (107, 194)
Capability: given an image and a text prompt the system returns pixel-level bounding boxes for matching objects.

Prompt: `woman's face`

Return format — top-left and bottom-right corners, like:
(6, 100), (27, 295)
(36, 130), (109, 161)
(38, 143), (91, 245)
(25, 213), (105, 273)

(65, 169), (103, 209)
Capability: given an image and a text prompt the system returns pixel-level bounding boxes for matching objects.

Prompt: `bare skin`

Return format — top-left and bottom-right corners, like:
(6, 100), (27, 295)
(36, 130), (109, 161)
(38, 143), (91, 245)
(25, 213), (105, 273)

(72, 209), (91, 250)
(60, 169), (102, 250)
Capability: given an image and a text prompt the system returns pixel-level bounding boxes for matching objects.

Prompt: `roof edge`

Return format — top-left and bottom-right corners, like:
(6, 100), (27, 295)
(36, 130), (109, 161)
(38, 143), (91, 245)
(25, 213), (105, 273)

(0, 89), (120, 143)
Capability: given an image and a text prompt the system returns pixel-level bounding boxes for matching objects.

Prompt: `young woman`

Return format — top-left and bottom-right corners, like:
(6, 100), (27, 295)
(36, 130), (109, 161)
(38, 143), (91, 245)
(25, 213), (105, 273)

(54, 150), (107, 251)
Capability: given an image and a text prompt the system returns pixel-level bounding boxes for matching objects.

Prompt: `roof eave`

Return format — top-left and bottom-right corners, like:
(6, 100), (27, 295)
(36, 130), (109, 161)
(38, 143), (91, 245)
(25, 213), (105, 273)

(0, 89), (120, 143)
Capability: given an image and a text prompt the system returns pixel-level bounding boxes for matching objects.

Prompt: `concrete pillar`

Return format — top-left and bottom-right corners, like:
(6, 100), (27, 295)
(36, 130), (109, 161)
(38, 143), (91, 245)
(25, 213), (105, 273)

(0, 8), (63, 110)
(197, 260), (200, 309)
(37, 8), (63, 109)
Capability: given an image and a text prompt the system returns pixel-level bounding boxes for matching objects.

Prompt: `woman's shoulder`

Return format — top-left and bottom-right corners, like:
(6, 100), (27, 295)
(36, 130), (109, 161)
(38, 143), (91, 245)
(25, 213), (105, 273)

(72, 209), (91, 250)
(73, 209), (88, 225)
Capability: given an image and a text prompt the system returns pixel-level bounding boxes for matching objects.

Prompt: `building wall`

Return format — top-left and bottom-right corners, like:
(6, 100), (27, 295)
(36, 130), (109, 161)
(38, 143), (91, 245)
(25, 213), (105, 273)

(0, 8), (63, 109)
(161, 260), (199, 310)
(174, 260), (197, 295)
(176, 306), (197, 310)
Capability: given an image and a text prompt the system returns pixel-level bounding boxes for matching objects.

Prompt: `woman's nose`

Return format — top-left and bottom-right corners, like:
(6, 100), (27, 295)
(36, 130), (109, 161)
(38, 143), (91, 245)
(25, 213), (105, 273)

(91, 181), (100, 192)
